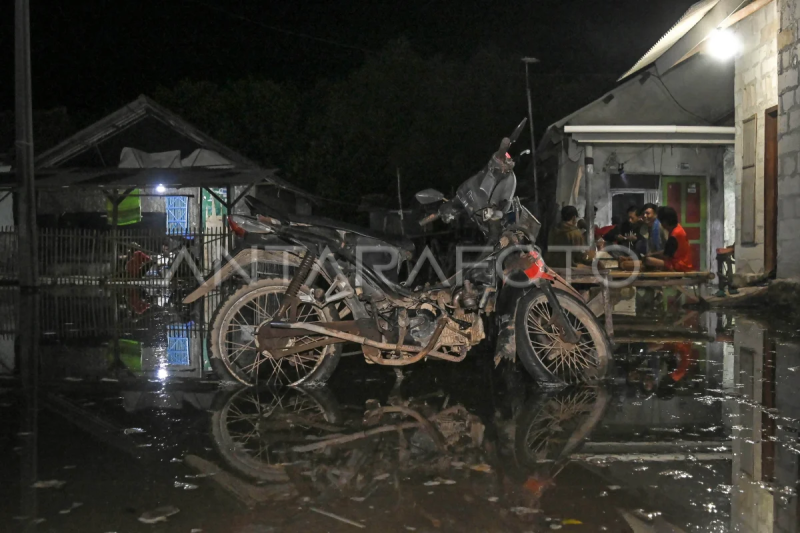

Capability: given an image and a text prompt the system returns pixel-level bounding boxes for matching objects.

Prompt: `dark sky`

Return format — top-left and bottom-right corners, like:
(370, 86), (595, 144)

(1, 0), (697, 114)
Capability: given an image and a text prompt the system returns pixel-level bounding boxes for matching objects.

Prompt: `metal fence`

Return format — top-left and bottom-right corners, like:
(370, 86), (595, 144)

(0, 226), (234, 285)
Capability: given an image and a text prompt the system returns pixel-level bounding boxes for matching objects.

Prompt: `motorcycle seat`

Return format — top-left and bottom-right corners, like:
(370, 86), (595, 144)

(245, 196), (415, 254)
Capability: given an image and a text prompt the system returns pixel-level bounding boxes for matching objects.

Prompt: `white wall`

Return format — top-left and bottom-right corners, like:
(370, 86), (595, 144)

(732, 2), (779, 277)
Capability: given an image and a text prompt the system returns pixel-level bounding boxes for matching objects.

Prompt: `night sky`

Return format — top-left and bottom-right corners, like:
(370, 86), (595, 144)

(1, 0), (698, 115)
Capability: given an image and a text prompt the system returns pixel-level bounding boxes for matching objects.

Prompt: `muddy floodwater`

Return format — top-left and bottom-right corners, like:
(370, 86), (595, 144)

(0, 289), (799, 532)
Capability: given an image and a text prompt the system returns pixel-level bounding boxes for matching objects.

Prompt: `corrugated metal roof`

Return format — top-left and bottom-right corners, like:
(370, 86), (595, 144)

(619, 0), (721, 80)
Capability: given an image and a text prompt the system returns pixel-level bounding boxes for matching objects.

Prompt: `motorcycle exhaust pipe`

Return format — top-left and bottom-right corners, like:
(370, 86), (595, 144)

(269, 319), (464, 364)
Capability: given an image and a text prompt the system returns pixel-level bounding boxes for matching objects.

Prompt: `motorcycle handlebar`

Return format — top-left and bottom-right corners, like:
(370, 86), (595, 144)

(419, 213), (440, 227)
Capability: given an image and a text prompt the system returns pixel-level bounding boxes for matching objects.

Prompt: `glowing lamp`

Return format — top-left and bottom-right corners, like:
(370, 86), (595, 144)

(707, 29), (740, 61)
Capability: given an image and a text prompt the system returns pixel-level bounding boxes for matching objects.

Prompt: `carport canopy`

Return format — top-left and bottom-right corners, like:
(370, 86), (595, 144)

(564, 125), (735, 145)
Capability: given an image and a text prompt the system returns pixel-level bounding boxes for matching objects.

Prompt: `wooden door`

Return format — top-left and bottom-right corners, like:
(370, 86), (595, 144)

(662, 177), (707, 270)
(765, 107), (778, 274)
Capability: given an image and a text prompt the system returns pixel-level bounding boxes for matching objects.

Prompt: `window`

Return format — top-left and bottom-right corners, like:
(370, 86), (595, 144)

(167, 326), (190, 366)
(166, 196), (189, 234)
(741, 116), (757, 244)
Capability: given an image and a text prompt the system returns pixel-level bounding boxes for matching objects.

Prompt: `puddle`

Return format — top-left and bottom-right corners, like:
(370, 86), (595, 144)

(0, 290), (799, 531)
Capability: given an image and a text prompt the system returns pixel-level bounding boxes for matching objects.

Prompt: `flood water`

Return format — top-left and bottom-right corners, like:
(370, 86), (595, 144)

(0, 288), (799, 532)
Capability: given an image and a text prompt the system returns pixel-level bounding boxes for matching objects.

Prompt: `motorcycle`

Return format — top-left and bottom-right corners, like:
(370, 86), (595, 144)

(183, 119), (611, 387)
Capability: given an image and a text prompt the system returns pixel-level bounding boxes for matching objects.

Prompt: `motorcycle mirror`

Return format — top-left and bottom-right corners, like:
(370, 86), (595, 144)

(509, 118), (528, 144)
(415, 189), (446, 205)
(519, 149), (531, 157)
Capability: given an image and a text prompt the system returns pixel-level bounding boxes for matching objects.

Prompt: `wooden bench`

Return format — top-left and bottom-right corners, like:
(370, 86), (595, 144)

(551, 269), (716, 338)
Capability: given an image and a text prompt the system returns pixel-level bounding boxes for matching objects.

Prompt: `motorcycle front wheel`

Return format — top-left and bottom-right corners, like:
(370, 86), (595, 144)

(515, 288), (610, 385)
(209, 278), (341, 386)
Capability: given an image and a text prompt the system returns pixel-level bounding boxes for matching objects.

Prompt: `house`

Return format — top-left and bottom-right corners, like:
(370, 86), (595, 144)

(0, 95), (314, 232)
(539, 0), (800, 285)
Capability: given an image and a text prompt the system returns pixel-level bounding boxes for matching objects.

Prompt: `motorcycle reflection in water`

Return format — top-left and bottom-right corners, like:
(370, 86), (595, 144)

(209, 381), (609, 523)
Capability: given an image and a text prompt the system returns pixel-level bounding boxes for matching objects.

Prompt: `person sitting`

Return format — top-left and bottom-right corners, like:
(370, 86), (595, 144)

(545, 205), (589, 268)
(644, 206), (694, 272)
(641, 203), (669, 255)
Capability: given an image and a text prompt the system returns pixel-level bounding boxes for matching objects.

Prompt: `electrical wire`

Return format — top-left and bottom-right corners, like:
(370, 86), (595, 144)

(621, 145), (655, 166)
(189, 0), (371, 54)
(653, 65), (712, 125)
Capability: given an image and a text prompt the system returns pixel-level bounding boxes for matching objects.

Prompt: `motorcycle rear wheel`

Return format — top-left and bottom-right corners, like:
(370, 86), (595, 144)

(515, 288), (610, 385)
(210, 278), (341, 386)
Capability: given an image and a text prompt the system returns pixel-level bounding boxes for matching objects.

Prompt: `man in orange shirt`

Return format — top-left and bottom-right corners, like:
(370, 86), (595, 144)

(644, 206), (693, 272)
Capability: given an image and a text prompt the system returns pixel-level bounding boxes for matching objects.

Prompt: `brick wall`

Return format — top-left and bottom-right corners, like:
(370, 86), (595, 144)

(734, 3), (779, 277)
(778, 0), (800, 278)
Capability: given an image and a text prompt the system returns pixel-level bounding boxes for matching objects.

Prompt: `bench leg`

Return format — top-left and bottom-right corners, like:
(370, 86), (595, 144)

(603, 282), (614, 338)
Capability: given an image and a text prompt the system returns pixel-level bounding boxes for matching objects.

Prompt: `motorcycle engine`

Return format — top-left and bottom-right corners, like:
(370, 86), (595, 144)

(409, 308), (438, 343)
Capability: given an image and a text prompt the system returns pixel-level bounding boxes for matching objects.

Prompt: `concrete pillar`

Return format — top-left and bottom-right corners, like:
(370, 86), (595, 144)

(585, 145), (594, 247)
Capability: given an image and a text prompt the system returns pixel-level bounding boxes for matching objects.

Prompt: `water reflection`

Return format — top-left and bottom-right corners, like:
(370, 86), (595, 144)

(1, 294), (799, 531)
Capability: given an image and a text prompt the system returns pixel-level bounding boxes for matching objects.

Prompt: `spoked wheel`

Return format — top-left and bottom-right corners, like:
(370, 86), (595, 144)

(211, 386), (342, 482)
(514, 386), (608, 469)
(210, 278), (341, 386)
(515, 289), (610, 384)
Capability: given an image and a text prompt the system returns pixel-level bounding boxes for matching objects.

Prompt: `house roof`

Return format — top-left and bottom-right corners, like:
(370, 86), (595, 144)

(26, 95), (312, 198)
(619, 0), (765, 80)
(538, 53), (735, 154)
(619, 0), (722, 80)
(36, 95), (258, 169)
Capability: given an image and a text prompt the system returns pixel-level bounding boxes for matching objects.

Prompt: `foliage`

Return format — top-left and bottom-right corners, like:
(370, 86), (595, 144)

(8, 41), (616, 224)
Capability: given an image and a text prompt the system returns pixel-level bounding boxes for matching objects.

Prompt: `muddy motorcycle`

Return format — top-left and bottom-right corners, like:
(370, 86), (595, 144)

(183, 119), (611, 386)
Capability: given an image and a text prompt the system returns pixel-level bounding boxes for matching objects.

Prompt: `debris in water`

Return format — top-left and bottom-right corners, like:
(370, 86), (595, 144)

(123, 428), (145, 435)
(633, 466), (649, 472)
(58, 502), (83, 514)
(607, 485), (621, 491)
(309, 507), (365, 529)
(63, 377), (83, 382)
(350, 496), (366, 502)
(550, 524), (562, 530)
(488, 497), (499, 502)
(510, 507), (540, 516)
(174, 481), (199, 490)
(32, 480), (66, 489)
(373, 473), (390, 481)
(598, 491), (609, 497)
(424, 480), (441, 486)
(451, 461), (465, 469)
(659, 470), (692, 480)
(100, 377), (119, 383)
(470, 463), (492, 473)
(170, 457), (183, 463)
(632, 509), (662, 521)
(562, 519), (583, 525)
(138, 506), (180, 524)
(191, 530), (202, 533)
